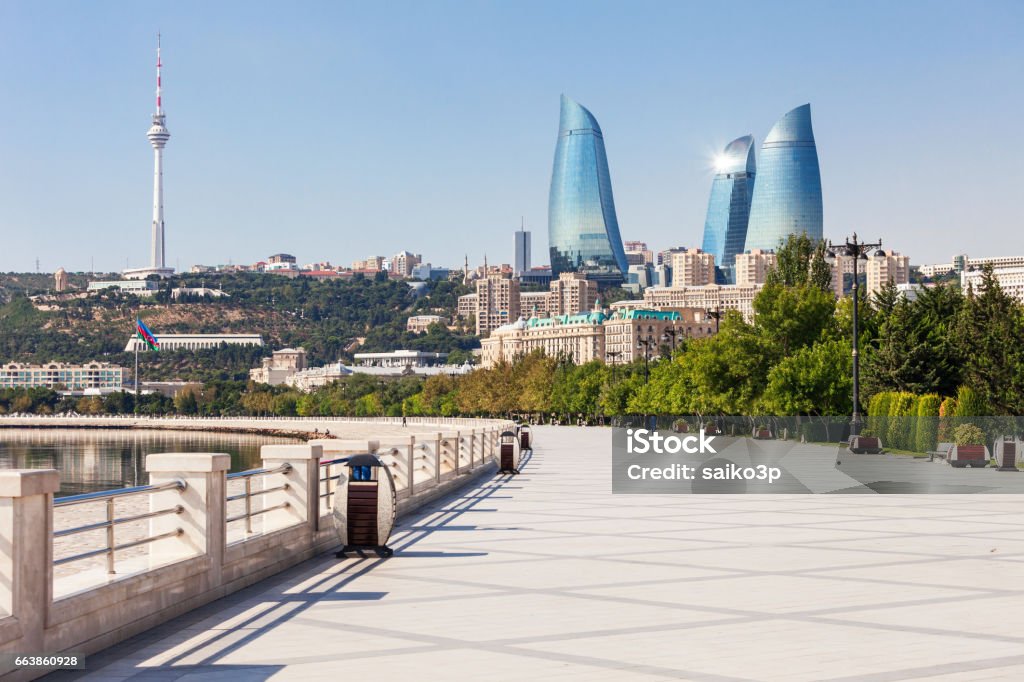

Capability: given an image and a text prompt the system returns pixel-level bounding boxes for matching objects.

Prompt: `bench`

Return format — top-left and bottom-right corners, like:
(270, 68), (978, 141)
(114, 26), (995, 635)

(927, 442), (953, 462)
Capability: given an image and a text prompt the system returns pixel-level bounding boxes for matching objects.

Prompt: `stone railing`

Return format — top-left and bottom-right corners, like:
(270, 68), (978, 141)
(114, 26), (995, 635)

(0, 415), (503, 427)
(0, 421), (514, 681)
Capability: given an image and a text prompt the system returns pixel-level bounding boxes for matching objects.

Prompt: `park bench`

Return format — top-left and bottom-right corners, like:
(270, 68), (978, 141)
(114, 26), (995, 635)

(927, 442), (953, 462)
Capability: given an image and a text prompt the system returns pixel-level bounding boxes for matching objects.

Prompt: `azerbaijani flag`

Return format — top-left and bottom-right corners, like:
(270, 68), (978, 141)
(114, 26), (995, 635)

(136, 318), (159, 351)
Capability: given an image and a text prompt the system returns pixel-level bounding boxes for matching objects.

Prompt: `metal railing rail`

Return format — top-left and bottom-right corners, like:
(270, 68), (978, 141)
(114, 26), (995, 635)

(318, 456), (352, 517)
(226, 463), (292, 534)
(53, 479), (186, 574)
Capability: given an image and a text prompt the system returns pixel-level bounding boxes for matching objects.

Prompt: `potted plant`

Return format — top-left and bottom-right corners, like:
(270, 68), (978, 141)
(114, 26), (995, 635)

(950, 423), (988, 468)
(849, 427), (883, 454)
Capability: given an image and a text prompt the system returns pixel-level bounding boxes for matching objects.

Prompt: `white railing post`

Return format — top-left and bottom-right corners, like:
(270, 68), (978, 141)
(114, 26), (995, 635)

(434, 432), (442, 485)
(260, 444), (322, 533)
(0, 469), (59, 660)
(455, 430), (462, 475)
(407, 436), (416, 492)
(146, 453), (229, 573)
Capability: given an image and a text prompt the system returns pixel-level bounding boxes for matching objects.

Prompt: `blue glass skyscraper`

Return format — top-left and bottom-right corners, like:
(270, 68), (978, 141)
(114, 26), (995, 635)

(701, 135), (756, 283)
(548, 95), (628, 285)
(744, 104), (823, 252)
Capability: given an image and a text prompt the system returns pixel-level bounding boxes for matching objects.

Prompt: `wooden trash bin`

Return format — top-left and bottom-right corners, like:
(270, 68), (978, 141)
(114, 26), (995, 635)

(519, 424), (533, 452)
(997, 440), (1018, 472)
(333, 454), (397, 557)
(499, 430), (521, 475)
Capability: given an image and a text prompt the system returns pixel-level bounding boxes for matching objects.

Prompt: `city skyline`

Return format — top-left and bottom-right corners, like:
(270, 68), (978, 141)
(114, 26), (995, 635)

(1, 2), (1022, 272)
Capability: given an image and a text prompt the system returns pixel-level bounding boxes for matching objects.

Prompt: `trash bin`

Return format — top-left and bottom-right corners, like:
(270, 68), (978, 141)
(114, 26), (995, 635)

(996, 438), (1018, 472)
(519, 424), (532, 452)
(333, 453), (397, 557)
(499, 430), (520, 474)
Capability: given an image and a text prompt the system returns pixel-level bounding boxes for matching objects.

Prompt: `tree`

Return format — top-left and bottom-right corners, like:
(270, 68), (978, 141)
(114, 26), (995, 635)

(761, 339), (852, 416)
(753, 283), (837, 359)
(677, 315), (773, 415)
(863, 283), (963, 400)
(765, 233), (832, 292)
(956, 266), (1024, 414)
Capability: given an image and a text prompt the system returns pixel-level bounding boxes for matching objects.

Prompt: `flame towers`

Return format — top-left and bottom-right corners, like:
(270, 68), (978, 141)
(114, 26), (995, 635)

(701, 135), (756, 283)
(548, 95), (627, 286)
(744, 104), (823, 252)
(125, 35), (174, 279)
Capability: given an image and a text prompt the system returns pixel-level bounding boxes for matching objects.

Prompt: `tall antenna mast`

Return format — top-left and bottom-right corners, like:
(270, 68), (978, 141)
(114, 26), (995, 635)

(155, 32), (163, 115)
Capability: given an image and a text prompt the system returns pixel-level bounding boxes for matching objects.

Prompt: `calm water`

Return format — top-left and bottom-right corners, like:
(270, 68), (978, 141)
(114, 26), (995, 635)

(0, 429), (301, 497)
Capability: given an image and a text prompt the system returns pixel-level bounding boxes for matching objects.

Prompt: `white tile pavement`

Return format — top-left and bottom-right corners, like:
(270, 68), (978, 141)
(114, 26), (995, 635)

(50, 426), (1024, 681)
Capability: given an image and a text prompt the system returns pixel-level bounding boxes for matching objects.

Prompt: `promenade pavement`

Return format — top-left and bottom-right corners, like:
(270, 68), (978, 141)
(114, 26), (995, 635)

(53, 426), (1024, 681)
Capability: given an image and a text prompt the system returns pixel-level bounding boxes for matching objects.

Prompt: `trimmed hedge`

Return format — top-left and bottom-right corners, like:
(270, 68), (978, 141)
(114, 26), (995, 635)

(915, 394), (942, 453)
(887, 392), (917, 451)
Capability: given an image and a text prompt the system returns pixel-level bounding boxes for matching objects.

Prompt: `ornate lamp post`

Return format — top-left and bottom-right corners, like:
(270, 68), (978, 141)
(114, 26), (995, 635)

(661, 326), (680, 354)
(606, 350), (622, 383)
(705, 307), (721, 334)
(826, 233), (882, 437)
(636, 335), (656, 384)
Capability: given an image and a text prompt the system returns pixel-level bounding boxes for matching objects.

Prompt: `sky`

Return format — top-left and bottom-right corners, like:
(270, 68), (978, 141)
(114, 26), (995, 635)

(1, 0), (1022, 274)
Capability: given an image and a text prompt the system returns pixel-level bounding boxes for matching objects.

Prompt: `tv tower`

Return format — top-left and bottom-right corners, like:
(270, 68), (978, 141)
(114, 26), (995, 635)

(126, 34), (174, 279)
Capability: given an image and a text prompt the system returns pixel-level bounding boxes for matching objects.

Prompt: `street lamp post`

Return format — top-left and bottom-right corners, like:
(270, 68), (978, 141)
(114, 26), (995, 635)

(705, 307), (721, 334)
(636, 335), (656, 384)
(606, 350), (622, 383)
(661, 327), (680, 355)
(826, 233), (882, 437)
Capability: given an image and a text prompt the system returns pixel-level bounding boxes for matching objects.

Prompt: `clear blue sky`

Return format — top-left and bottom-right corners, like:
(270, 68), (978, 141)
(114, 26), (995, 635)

(1, 0), (1021, 273)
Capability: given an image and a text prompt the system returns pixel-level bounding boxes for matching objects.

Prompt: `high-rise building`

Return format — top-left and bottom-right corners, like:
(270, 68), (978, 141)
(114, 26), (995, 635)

(125, 36), (175, 280)
(548, 95), (628, 286)
(745, 104), (823, 252)
(670, 249), (716, 288)
(392, 251), (422, 278)
(624, 241), (654, 267)
(865, 250), (910, 297)
(734, 249), (777, 286)
(701, 135), (756, 283)
(514, 229), (531, 277)
(475, 275), (521, 337)
(548, 272), (598, 316)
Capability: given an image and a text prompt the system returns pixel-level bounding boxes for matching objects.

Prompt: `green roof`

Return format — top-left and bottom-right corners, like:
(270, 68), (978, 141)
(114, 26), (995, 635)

(613, 309), (681, 321)
(526, 310), (608, 328)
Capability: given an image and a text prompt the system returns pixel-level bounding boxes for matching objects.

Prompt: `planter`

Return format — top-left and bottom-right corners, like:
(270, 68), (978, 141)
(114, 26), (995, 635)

(849, 435), (883, 454)
(951, 444), (988, 468)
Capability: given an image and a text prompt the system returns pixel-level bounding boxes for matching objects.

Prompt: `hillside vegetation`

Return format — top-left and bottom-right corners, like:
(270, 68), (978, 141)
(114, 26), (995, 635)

(0, 273), (478, 381)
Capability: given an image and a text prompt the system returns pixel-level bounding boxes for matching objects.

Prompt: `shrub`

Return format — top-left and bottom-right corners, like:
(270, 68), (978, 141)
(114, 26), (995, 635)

(954, 386), (988, 417)
(953, 423), (985, 446)
(887, 392), (916, 450)
(915, 394), (942, 453)
(938, 396), (958, 442)
(868, 392), (894, 444)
